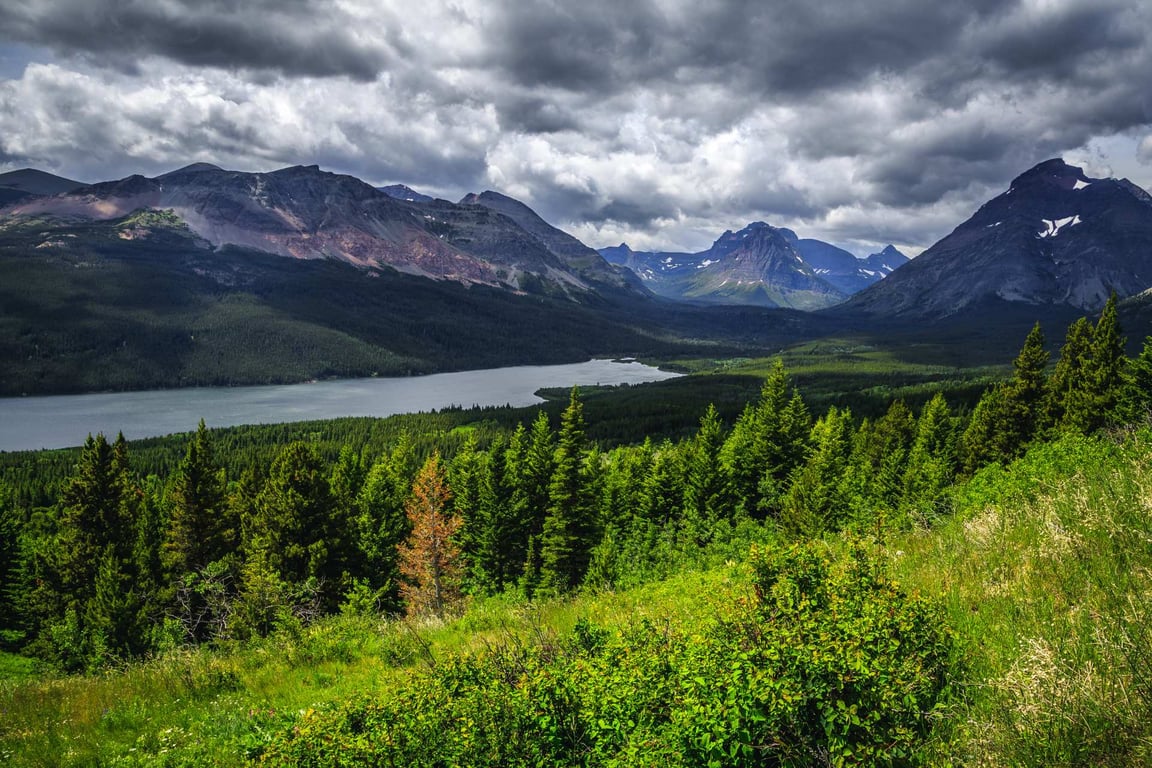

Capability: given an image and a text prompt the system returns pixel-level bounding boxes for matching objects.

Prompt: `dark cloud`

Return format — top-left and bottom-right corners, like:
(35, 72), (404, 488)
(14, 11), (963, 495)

(1, 0), (1151, 253)
(0, 0), (394, 79)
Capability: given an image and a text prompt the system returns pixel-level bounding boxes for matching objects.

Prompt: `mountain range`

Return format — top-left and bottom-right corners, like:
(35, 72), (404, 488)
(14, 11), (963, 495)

(600, 224), (908, 309)
(3, 157), (1152, 395)
(1, 163), (637, 300)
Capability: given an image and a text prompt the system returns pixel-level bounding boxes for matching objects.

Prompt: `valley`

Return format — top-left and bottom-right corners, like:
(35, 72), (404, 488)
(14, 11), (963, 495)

(3, 156), (1152, 767)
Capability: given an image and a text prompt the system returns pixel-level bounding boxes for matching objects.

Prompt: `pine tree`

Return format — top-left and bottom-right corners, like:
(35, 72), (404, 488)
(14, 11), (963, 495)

(1116, 336), (1152, 424)
(1043, 316), (1094, 432)
(781, 406), (853, 536)
(356, 436), (418, 608)
(719, 360), (810, 518)
(901, 394), (956, 524)
(163, 421), (230, 578)
(539, 388), (596, 595)
(247, 442), (337, 596)
(681, 404), (728, 546)
(398, 453), (462, 617)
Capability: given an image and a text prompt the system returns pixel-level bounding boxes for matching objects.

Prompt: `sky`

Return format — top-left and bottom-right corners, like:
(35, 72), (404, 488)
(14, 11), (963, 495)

(0, 0), (1150, 257)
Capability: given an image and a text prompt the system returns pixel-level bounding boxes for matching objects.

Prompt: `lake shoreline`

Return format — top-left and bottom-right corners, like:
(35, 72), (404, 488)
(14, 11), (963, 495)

(0, 359), (681, 453)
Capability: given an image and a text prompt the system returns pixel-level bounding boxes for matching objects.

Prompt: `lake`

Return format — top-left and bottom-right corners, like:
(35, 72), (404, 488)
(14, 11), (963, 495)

(0, 359), (681, 452)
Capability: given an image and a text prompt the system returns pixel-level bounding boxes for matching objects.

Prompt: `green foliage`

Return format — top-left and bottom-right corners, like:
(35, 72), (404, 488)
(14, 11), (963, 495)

(539, 389), (597, 595)
(258, 543), (954, 767)
(163, 420), (231, 579)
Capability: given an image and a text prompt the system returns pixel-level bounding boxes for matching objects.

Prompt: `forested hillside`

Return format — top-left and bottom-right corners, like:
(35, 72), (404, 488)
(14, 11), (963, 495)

(2, 296), (1151, 765)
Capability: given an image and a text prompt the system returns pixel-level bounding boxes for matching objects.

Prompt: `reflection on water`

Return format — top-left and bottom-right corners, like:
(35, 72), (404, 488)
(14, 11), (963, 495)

(0, 359), (680, 452)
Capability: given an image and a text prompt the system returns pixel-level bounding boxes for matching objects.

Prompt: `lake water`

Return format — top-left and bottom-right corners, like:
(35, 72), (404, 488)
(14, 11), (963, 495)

(0, 359), (681, 452)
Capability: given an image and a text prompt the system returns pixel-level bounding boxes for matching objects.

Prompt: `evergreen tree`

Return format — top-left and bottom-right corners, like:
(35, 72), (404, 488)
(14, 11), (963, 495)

(960, 323), (1051, 474)
(681, 404), (728, 546)
(781, 407), (853, 536)
(901, 394), (956, 524)
(506, 413), (555, 588)
(325, 446), (365, 586)
(640, 440), (685, 527)
(39, 434), (149, 667)
(247, 442), (338, 598)
(0, 483), (21, 633)
(539, 388), (596, 595)
(356, 436), (419, 608)
(448, 435), (496, 593)
(1116, 336), (1152, 424)
(1077, 293), (1125, 432)
(1043, 316), (1094, 432)
(163, 421), (230, 578)
(719, 360), (810, 518)
(398, 453), (462, 617)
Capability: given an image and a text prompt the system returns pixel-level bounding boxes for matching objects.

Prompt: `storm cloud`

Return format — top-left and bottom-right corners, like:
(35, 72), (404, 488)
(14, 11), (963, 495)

(0, 0), (1150, 254)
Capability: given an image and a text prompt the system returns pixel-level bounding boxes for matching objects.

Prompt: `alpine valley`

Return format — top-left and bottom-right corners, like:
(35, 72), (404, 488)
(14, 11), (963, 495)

(2, 157), (1152, 396)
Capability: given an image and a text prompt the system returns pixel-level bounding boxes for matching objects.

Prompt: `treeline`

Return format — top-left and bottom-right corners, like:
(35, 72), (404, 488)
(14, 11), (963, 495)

(1, 296), (1148, 672)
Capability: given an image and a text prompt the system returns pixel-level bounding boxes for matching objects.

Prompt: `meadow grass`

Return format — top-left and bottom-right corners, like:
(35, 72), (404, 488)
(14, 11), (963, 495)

(0, 568), (746, 767)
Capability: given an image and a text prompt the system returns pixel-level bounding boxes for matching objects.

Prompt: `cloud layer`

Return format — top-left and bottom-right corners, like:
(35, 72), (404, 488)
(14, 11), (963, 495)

(1, 0), (1150, 254)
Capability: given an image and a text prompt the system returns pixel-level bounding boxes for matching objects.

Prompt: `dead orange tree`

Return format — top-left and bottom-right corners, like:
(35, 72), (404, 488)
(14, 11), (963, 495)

(397, 452), (462, 617)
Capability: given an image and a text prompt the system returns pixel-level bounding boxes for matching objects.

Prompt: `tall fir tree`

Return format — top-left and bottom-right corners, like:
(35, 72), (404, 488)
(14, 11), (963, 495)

(719, 360), (810, 518)
(1043, 316), (1094, 433)
(539, 388), (596, 595)
(163, 420), (230, 578)
(356, 435), (420, 608)
(247, 442), (339, 599)
(781, 406), (854, 536)
(901, 394), (957, 524)
(681, 404), (728, 546)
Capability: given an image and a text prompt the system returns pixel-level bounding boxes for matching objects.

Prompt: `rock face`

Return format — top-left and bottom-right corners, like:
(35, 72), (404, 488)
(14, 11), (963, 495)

(600, 223), (904, 309)
(842, 159), (1152, 318)
(2, 164), (638, 298)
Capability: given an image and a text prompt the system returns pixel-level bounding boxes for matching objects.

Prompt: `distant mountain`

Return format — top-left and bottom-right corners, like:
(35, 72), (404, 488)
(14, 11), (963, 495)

(2, 164), (637, 299)
(600, 223), (903, 309)
(792, 237), (907, 295)
(841, 159), (1152, 318)
(461, 190), (642, 292)
(0, 168), (86, 205)
(379, 184), (434, 203)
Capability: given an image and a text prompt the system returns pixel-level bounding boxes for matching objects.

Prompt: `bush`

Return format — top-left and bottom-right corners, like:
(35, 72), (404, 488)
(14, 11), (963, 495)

(259, 543), (956, 767)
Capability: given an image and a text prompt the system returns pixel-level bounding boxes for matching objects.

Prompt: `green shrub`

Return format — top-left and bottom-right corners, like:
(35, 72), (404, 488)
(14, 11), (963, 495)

(259, 543), (956, 767)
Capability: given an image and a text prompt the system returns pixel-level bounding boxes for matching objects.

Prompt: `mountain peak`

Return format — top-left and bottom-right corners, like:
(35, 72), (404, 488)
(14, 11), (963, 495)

(1009, 158), (1091, 191)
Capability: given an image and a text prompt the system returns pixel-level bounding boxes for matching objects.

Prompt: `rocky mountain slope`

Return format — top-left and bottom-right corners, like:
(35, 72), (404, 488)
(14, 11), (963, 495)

(2, 163), (636, 299)
(841, 159), (1152, 318)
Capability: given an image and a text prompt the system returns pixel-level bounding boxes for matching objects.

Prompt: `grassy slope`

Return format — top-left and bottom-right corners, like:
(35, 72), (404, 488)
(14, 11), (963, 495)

(5, 431), (1152, 765)
(0, 568), (748, 767)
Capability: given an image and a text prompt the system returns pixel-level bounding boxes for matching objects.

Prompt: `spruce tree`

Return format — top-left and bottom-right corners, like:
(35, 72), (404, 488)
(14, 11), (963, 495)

(1043, 316), (1094, 432)
(539, 388), (596, 595)
(901, 394), (956, 524)
(781, 406), (853, 536)
(719, 360), (810, 518)
(163, 421), (229, 578)
(356, 438), (417, 609)
(247, 442), (337, 594)
(1117, 336), (1152, 424)
(681, 404), (728, 546)
(1079, 293), (1125, 431)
